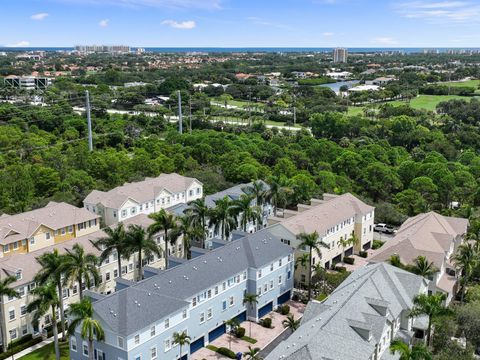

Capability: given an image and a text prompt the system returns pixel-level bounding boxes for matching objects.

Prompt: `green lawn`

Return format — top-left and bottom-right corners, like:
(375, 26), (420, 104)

(443, 79), (480, 89)
(347, 106), (365, 116)
(19, 341), (69, 360)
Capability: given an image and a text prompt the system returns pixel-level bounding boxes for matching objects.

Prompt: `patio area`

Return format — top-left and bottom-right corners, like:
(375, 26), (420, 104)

(191, 300), (305, 360)
(339, 248), (379, 272)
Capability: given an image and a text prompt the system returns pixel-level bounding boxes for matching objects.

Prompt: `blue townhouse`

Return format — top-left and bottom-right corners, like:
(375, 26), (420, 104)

(70, 228), (294, 360)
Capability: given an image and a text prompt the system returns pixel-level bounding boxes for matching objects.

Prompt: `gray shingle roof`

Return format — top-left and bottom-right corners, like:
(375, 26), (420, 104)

(265, 263), (427, 360)
(204, 181), (269, 208)
(94, 228), (292, 336)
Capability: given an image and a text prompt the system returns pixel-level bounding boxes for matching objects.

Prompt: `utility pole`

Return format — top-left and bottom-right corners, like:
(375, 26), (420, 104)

(85, 90), (93, 151)
(177, 90), (183, 134)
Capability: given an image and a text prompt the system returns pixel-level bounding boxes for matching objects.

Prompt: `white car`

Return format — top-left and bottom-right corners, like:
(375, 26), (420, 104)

(373, 223), (396, 234)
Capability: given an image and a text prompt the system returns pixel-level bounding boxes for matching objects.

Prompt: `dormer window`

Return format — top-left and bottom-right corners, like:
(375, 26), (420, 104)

(15, 270), (22, 280)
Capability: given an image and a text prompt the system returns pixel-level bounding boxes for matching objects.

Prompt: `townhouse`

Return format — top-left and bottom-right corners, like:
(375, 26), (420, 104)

(70, 228), (294, 360)
(268, 193), (374, 285)
(266, 262), (430, 360)
(84, 173), (203, 226)
(0, 201), (100, 258)
(369, 211), (468, 304)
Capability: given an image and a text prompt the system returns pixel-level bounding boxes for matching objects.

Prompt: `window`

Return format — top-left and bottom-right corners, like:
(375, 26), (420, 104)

(18, 287), (25, 297)
(20, 305), (26, 316)
(105, 272), (111, 282)
(215, 286), (219, 295)
(270, 280), (274, 290)
(117, 337), (124, 349)
(197, 188), (201, 194)
(16, 270), (22, 280)
(3, 245), (9, 253)
(83, 342), (89, 356)
(164, 339), (171, 352)
(207, 308), (213, 320)
(189, 190), (193, 196)
(150, 326), (156, 337)
(21, 325), (27, 336)
(113, 269), (118, 278)
(164, 318), (169, 329)
(9, 329), (17, 340)
(278, 275), (282, 285)
(113, 211), (117, 218)
(222, 300), (227, 311)
(121, 210), (127, 218)
(13, 242), (18, 250)
(229, 296), (234, 307)
(258, 270), (262, 278)
(192, 297), (197, 307)
(222, 282), (226, 291)
(207, 289), (212, 298)
(72, 285), (78, 294)
(257, 286), (262, 296)
(243, 271), (247, 280)
(264, 284), (268, 293)
(68, 226), (73, 233)
(200, 312), (205, 323)
(71, 338), (77, 352)
(134, 334), (140, 345)
(131, 207), (137, 215)
(182, 309), (187, 319)
(22, 239), (26, 246)
(151, 347), (157, 360)
(9, 309), (15, 321)
(279, 259), (283, 266)
(46, 232), (51, 240)
(270, 263), (274, 271)
(61, 228), (66, 235)
(287, 270), (291, 280)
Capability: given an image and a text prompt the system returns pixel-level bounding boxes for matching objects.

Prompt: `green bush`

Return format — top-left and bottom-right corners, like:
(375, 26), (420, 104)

(334, 266), (347, 273)
(280, 304), (290, 315)
(236, 326), (245, 338)
(217, 347), (236, 359)
(0, 336), (43, 359)
(343, 256), (355, 265)
(372, 240), (385, 250)
(7, 334), (33, 349)
(260, 317), (272, 328)
(359, 251), (368, 258)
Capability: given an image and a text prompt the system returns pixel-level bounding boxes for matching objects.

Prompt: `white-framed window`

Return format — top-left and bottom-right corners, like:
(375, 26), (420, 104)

(278, 275), (282, 284)
(257, 287), (262, 296)
(229, 296), (234, 307)
(21, 325), (27, 336)
(113, 269), (118, 278)
(105, 272), (111, 282)
(279, 259), (283, 266)
(117, 336), (124, 349)
(182, 309), (187, 319)
(243, 271), (247, 280)
(200, 312), (205, 323)
(113, 211), (117, 218)
(150, 326), (156, 337)
(68, 226), (73, 233)
(164, 339), (171, 352)
(61, 228), (66, 235)
(70, 337), (77, 352)
(270, 280), (274, 290)
(264, 284), (268, 293)
(13, 242), (18, 250)
(16, 270), (22, 280)
(8, 308), (15, 321)
(258, 270), (262, 278)
(215, 286), (219, 295)
(270, 263), (274, 271)
(9, 329), (17, 340)
(121, 210), (127, 218)
(164, 318), (169, 329)
(46, 232), (51, 240)
(18, 286), (25, 297)
(3, 245), (9, 253)
(134, 334), (140, 345)
(151, 346), (157, 360)
(207, 308), (213, 320)
(20, 304), (26, 316)
(83, 342), (89, 356)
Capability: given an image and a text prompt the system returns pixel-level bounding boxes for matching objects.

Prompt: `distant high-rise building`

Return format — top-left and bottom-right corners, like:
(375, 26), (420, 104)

(74, 45), (131, 54)
(333, 48), (348, 63)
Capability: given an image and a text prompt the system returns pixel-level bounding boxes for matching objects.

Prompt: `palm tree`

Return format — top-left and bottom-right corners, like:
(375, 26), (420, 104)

(27, 282), (61, 360)
(412, 256), (437, 279)
(225, 318), (240, 349)
(297, 231), (329, 301)
(93, 223), (127, 280)
(35, 249), (68, 341)
(389, 254), (403, 268)
(61, 244), (99, 300)
(172, 330), (191, 359)
(389, 339), (432, 360)
(267, 176), (290, 217)
(185, 198), (209, 248)
(148, 209), (178, 269)
(452, 242), (478, 302)
(244, 180), (267, 208)
(409, 293), (448, 346)
(244, 346), (262, 360)
(282, 314), (300, 333)
(0, 276), (20, 300)
(125, 225), (162, 280)
(232, 194), (262, 232)
(68, 298), (105, 360)
(209, 196), (238, 241)
(243, 293), (258, 338)
(176, 215), (205, 259)
(337, 234), (359, 260)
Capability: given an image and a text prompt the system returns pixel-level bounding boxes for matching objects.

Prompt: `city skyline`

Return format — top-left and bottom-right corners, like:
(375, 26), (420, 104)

(1, 0), (480, 48)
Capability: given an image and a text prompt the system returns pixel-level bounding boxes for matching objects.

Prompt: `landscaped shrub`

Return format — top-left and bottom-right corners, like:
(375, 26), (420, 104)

(334, 266), (347, 273)
(372, 240), (385, 250)
(280, 304), (290, 315)
(236, 326), (245, 338)
(0, 337), (43, 359)
(217, 347), (236, 359)
(260, 317), (272, 328)
(7, 334), (33, 349)
(359, 251), (368, 258)
(343, 256), (355, 265)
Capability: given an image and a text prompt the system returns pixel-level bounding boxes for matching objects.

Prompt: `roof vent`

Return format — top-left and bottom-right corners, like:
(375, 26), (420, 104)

(169, 280), (172, 284)
(148, 292), (151, 296)
(203, 260), (207, 263)
(137, 303), (141, 307)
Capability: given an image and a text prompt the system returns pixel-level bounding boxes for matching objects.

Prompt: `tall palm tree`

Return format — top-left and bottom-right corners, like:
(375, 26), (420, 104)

(297, 231), (329, 301)
(27, 282), (61, 360)
(148, 209), (178, 269)
(125, 225), (162, 280)
(267, 176), (290, 217)
(176, 216), (205, 259)
(244, 346), (262, 360)
(0, 276), (20, 300)
(185, 198), (209, 249)
(172, 330), (191, 359)
(93, 223), (128, 280)
(412, 256), (437, 279)
(452, 242), (478, 302)
(389, 339), (432, 360)
(61, 244), (99, 300)
(208, 196), (238, 241)
(225, 318), (240, 349)
(35, 249), (68, 341)
(232, 194), (262, 232)
(282, 314), (300, 333)
(244, 180), (268, 207)
(68, 298), (105, 360)
(243, 293), (259, 338)
(409, 293), (448, 346)
(337, 234), (359, 260)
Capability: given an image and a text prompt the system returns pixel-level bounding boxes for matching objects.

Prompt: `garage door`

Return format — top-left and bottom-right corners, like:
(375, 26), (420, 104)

(235, 311), (247, 323)
(189, 336), (204, 354)
(277, 291), (291, 305)
(208, 324), (226, 342)
(258, 301), (273, 318)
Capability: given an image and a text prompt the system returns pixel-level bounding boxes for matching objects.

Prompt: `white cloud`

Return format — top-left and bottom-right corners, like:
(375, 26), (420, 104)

(395, 1), (480, 23)
(31, 12), (49, 20)
(6, 41), (30, 47)
(161, 19), (196, 29)
(53, 0), (221, 10)
(99, 19), (109, 27)
(322, 32), (334, 37)
(371, 37), (398, 45)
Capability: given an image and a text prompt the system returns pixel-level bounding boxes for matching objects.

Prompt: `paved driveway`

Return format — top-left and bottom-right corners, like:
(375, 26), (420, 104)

(191, 301), (305, 360)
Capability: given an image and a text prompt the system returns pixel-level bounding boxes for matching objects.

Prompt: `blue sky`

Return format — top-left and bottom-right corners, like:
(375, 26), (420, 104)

(1, 0), (480, 47)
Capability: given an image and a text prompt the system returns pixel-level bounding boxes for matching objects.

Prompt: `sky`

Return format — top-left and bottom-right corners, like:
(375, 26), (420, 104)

(1, 0), (480, 48)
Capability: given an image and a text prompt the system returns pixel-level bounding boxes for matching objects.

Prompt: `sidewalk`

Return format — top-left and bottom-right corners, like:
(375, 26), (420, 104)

(11, 333), (65, 360)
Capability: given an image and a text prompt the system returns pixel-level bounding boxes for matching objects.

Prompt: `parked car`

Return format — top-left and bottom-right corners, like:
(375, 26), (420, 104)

(373, 223), (396, 234)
